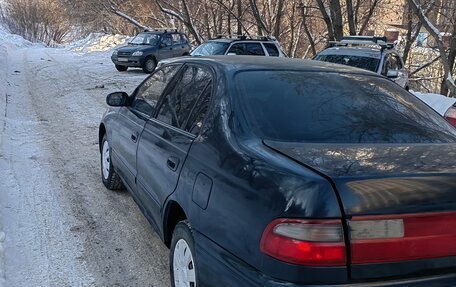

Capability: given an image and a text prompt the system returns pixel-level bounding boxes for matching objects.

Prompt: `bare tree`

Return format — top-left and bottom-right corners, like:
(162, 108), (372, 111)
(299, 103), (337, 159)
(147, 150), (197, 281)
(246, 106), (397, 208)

(407, 0), (456, 96)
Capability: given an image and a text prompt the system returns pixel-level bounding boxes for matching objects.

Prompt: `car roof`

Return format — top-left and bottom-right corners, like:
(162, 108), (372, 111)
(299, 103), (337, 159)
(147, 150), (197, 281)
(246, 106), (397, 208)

(164, 55), (381, 76)
(317, 46), (384, 59)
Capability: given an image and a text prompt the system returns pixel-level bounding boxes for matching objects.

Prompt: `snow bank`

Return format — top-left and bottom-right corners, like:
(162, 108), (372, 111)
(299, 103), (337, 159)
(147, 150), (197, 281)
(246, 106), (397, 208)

(412, 91), (456, 115)
(0, 25), (34, 48)
(67, 33), (131, 53)
(0, 231), (4, 287)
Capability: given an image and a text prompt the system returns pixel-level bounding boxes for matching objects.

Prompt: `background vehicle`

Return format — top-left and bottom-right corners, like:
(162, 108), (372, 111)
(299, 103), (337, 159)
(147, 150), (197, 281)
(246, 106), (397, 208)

(99, 56), (456, 286)
(111, 28), (191, 73)
(314, 36), (409, 89)
(191, 35), (286, 57)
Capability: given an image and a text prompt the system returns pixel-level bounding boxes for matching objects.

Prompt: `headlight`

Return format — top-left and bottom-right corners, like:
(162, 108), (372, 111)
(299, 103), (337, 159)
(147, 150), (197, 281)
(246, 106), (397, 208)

(112, 50), (118, 56)
(132, 51), (143, 56)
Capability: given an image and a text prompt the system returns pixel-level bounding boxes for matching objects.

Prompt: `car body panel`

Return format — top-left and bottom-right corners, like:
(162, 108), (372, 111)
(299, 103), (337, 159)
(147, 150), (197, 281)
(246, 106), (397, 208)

(100, 56), (456, 286)
(111, 31), (191, 69)
(315, 46), (409, 89)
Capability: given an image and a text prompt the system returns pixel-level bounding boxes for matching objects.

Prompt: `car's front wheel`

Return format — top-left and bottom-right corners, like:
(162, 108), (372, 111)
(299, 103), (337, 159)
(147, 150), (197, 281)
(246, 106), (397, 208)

(170, 221), (198, 287)
(115, 65), (128, 72)
(101, 135), (124, 190)
(142, 57), (157, 74)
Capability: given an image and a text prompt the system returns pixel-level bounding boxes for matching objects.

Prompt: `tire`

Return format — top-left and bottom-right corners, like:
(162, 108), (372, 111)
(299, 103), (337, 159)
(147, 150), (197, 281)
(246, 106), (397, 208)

(115, 65), (128, 72)
(100, 135), (124, 190)
(170, 221), (198, 287)
(142, 57), (157, 74)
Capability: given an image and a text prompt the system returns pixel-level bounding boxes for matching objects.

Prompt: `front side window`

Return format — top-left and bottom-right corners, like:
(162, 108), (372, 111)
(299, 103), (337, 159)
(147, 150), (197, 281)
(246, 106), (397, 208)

(156, 65), (212, 130)
(161, 34), (172, 47)
(236, 71), (456, 143)
(131, 65), (181, 117)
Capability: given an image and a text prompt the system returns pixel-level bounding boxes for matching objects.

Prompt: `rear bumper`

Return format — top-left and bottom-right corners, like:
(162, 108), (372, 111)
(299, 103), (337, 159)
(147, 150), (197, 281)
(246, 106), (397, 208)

(193, 230), (456, 287)
(111, 55), (143, 67)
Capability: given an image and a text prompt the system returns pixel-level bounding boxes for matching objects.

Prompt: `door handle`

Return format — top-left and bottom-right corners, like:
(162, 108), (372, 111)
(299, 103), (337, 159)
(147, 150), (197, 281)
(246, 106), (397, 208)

(167, 156), (179, 171)
(131, 132), (138, 143)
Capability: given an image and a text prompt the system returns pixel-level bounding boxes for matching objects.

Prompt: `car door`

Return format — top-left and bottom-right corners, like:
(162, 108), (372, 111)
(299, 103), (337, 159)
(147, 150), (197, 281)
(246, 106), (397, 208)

(157, 34), (174, 61)
(111, 64), (181, 190)
(136, 64), (213, 226)
(171, 33), (185, 57)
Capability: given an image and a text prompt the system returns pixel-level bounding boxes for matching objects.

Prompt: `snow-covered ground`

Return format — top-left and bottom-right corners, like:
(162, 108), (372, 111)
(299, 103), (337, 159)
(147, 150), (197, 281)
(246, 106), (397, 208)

(1, 26), (455, 287)
(0, 28), (169, 286)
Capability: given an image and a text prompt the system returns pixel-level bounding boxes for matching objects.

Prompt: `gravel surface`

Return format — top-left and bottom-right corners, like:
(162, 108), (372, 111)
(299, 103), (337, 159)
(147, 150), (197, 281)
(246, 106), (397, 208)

(0, 46), (170, 287)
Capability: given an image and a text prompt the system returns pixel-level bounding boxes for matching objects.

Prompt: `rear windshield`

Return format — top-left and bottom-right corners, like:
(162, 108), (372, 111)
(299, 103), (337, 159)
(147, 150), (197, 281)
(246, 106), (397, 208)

(191, 41), (229, 56)
(236, 71), (456, 143)
(315, 54), (380, 72)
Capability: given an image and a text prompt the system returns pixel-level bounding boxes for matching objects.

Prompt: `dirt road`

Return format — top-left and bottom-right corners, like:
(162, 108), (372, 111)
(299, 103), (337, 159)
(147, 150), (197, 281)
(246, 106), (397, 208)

(0, 46), (170, 286)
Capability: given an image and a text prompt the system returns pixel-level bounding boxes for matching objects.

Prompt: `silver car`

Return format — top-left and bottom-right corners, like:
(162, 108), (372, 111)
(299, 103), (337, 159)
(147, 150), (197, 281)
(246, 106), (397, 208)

(314, 36), (409, 90)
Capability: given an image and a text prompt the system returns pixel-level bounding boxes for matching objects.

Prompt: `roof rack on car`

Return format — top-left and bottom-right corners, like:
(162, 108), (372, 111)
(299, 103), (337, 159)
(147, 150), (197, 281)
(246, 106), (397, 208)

(213, 34), (276, 41)
(144, 27), (178, 33)
(329, 36), (395, 50)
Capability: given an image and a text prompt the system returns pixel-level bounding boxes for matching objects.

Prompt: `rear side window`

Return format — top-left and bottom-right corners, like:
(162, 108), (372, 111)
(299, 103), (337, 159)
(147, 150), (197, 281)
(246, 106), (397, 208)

(184, 83), (212, 134)
(156, 65), (212, 130)
(263, 43), (280, 56)
(131, 65), (181, 117)
(228, 43), (265, 56)
(236, 71), (456, 143)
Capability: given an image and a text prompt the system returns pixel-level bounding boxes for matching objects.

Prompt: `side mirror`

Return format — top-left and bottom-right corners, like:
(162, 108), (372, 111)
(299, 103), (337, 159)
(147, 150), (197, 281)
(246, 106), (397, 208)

(387, 69), (399, 78)
(160, 43), (167, 48)
(106, 92), (128, 107)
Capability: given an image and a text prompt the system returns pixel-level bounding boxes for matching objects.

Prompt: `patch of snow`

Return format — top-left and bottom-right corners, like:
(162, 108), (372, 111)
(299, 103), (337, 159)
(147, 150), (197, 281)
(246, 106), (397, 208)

(66, 33), (131, 53)
(412, 91), (456, 115)
(0, 25), (35, 48)
(0, 231), (4, 287)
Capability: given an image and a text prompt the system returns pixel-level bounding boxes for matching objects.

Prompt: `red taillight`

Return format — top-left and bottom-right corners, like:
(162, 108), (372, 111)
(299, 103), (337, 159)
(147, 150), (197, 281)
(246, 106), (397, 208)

(260, 219), (346, 266)
(444, 106), (456, 126)
(349, 212), (456, 264)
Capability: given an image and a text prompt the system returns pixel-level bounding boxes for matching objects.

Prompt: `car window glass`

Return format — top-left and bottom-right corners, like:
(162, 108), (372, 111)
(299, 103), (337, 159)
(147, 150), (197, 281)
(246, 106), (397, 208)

(172, 33), (181, 45)
(228, 43), (265, 56)
(156, 65), (212, 129)
(316, 54), (380, 72)
(131, 65), (181, 117)
(161, 34), (172, 47)
(382, 55), (392, 75)
(394, 54), (403, 69)
(185, 83), (212, 134)
(263, 43), (279, 56)
(236, 71), (456, 143)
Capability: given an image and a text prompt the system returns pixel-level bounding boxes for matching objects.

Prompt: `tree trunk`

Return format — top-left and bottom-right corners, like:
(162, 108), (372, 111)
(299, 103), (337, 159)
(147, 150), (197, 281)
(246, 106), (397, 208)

(407, 0), (455, 96)
(346, 0), (356, 35)
(273, 0), (284, 38)
(329, 0), (343, 40)
(315, 0), (335, 42)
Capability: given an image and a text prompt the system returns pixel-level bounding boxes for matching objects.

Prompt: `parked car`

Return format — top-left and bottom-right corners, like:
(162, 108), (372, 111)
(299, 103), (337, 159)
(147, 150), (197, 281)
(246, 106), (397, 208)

(111, 28), (191, 73)
(99, 56), (456, 286)
(314, 36), (409, 90)
(190, 35), (286, 57)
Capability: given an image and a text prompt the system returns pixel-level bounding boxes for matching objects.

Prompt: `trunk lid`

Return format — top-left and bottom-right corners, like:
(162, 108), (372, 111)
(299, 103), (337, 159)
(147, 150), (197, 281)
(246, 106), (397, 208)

(264, 140), (456, 280)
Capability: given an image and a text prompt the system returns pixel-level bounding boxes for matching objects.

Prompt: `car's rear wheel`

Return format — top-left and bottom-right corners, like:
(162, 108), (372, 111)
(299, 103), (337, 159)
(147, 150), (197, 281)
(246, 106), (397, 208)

(170, 221), (198, 287)
(101, 135), (124, 190)
(115, 65), (128, 72)
(142, 57), (156, 74)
